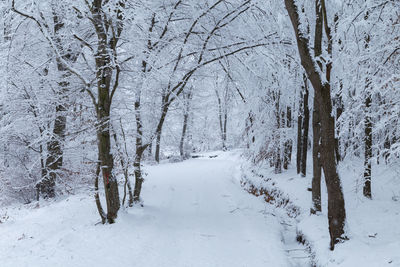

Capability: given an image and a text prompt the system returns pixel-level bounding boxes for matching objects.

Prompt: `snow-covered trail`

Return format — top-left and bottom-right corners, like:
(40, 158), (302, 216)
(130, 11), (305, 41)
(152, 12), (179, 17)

(0, 151), (290, 267)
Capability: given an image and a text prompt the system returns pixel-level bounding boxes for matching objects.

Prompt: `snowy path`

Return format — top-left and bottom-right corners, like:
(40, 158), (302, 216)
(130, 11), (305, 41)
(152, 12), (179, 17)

(0, 152), (290, 267)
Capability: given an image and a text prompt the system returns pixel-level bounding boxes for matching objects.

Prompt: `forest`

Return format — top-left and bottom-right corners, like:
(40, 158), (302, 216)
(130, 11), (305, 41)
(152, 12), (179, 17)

(0, 0), (399, 266)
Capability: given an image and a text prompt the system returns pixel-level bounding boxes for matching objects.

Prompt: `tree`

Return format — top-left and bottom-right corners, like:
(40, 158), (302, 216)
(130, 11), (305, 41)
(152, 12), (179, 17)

(12, 0), (126, 223)
(296, 74), (309, 177)
(285, 0), (347, 250)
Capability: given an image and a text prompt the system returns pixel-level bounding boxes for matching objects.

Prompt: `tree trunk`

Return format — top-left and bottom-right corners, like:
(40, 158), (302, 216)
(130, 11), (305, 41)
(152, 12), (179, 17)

(274, 92), (282, 174)
(155, 101), (168, 163)
(285, 0), (347, 250)
(296, 94), (303, 174)
(97, 118), (120, 223)
(334, 91), (343, 162)
(91, 0), (123, 223)
(297, 75), (310, 176)
(216, 88), (227, 151)
(39, 13), (74, 199)
(112, 128), (134, 207)
(311, 103), (322, 214)
(180, 113), (189, 160)
(363, 11), (372, 199)
(363, 93), (372, 198)
(133, 151), (144, 204)
(94, 157), (106, 224)
(133, 73), (148, 203)
(222, 106), (228, 151)
(155, 130), (162, 163)
(180, 88), (193, 159)
(283, 106), (292, 170)
(301, 80), (309, 176)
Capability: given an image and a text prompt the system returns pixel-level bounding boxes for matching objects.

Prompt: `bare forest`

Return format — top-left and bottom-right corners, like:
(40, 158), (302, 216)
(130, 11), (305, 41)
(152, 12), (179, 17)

(0, 1), (399, 266)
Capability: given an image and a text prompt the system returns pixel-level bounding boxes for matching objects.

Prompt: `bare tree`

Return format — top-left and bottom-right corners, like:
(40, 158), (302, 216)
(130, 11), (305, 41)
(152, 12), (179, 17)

(285, 0), (347, 250)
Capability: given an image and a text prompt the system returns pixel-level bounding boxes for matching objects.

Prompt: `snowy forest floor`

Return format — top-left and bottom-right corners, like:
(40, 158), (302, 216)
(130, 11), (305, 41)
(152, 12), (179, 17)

(242, 154), (400, 266)
(1, 151), (399, 267)
(0, 150), (306, 267)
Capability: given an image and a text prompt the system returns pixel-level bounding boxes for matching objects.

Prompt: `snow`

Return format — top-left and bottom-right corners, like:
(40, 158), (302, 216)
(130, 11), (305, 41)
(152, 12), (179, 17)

(0, 151), (290, 267)
(244, 154), (400, 267)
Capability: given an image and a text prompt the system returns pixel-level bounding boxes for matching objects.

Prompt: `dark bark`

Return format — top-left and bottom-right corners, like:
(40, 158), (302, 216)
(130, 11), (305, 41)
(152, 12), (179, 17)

(297, 75), (310, 176)
(285, 0), (347, 250)
(334, 91), (343, 162)
(311, 104), (322, 214)
(155, 102), (168, 163)
(297, 96), (303, 175)
(363, 93), (372, 198)
(301, 84), (309, 176)
(283, 106), (292, 170)
(90, 0), (125, 223)
(274, 92), (282, 174)
(363, 11), (372, 199)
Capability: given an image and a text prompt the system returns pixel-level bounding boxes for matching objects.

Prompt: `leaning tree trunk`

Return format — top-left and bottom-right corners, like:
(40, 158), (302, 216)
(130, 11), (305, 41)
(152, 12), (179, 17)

(285, 0), (347, 250)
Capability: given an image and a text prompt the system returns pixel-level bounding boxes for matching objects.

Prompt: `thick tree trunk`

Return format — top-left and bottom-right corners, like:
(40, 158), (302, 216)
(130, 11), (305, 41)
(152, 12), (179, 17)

(39, 13), (73, 199)
(285, 0), (347, 250)
(41, 104), (66, 198)
(91, 0), (124, 223)
(97, 119), (120, 223)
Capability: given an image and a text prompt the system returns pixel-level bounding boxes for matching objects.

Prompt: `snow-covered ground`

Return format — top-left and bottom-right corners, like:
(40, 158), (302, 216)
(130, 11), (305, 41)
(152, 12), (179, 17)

(242, 155), (400, 266)
(0, 151), (296, 267)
